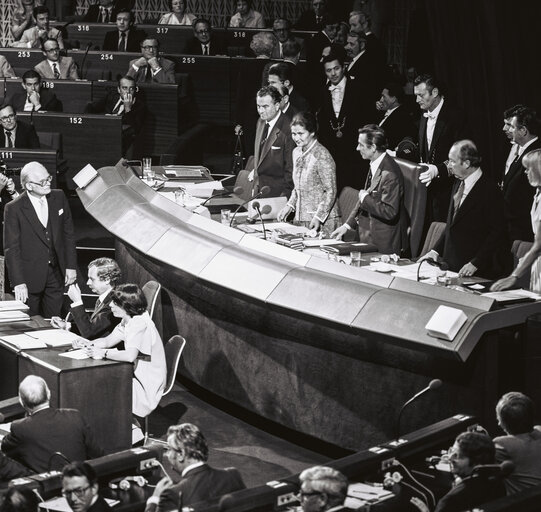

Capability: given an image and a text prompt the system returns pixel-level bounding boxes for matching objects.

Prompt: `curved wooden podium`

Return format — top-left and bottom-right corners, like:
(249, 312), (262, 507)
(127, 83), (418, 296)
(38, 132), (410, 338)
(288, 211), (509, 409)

(78, 163), (541, 449)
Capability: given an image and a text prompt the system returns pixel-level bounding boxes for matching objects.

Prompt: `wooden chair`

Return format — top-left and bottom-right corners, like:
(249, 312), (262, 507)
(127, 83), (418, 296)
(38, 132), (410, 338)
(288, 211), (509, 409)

(420, 222), (446, 255)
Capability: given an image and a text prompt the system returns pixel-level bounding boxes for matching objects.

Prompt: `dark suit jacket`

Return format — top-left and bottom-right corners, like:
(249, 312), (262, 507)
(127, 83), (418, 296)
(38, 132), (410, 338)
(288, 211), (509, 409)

(183, 37), (226, 56)
(70, 290), (119, 339)
(294, 10), (324, 31)
(103, 29), (145, 52)
(10, 121), (40, 149)
(502, 138), (541, 243)
(253, 112), (294, 197)
(0, 451), (32, 481)
(1, 407), (103, 473)
(434, 173), (511, 278)
(10, 89), (63, 112)
(377, 104), (417, 150)
(288, 88), (310, 114)
(347, 50), (387, 109)
(4, 190), (77, 293)
(346, 154), (408, 254)
(418, 100), (468, 222)
(147, 464), (245, 512)
(126, 57), (176, 84)
(88, 496), (112, 512)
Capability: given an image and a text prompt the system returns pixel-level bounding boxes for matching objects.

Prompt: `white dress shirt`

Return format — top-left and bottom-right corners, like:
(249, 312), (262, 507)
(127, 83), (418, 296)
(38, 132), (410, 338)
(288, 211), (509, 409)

(458, 168), (482, 208)
(329, 76), (346, 117)
(425, 97), (444, 149)
(27, 193), (49, 227)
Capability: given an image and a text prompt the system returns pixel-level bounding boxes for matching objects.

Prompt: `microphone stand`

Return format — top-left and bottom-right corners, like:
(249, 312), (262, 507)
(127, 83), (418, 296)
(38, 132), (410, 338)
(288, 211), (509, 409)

(231, 125), (244, 174)
(80, 42), (92, 80)
(252, 201), (267, 240)
(229, 186), (269, 227)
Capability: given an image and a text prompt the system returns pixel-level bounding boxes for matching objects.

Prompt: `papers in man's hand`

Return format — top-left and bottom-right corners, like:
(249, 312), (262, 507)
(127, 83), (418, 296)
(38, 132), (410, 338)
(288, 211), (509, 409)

(0, 310), (30, 323)
(0, 300), (29, 311)
(24, 329), (83, 347)
(39, 496), (119, 512)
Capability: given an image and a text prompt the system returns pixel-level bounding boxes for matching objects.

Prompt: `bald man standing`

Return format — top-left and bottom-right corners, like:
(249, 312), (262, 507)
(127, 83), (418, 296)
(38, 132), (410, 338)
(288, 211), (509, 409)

(3, 162), (77, 316)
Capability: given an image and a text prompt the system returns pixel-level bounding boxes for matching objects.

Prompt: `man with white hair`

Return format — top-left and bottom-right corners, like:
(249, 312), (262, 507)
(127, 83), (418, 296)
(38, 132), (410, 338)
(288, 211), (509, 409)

(1, 375), (102, 473)
(297, 466), (348, 512)
(3, 161), (77, 316)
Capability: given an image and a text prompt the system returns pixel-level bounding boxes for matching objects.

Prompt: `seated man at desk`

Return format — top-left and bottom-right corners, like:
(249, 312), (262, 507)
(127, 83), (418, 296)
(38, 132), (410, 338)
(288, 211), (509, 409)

(9, 70), (63, 112)
(62, 462), (112, 512)
(85, 76), (146, 156)
(145, 423), (245, 512)
(183, 18), (226, 56)
(0, 103), (40, 148)
(10, 5), (65, 50)
(419, 139), (511, 278)
(297, 466), (348, 512)
(34, 38), (79, 80)
(103, 9), (145, 52)
(1, 376), (103, 473)
(126, 38), (176, 84)
(51, 257), (122, 339)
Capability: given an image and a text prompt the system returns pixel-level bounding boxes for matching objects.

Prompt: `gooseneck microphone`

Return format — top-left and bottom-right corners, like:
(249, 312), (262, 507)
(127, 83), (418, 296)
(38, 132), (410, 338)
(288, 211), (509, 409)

(80, 42), (93, 80)
(395, 379), (442, 440)
(416, 257), (449, 281)
(229, 185), (270, 227)
(251, 201), (272, 240)
(200, 186), (243, 207)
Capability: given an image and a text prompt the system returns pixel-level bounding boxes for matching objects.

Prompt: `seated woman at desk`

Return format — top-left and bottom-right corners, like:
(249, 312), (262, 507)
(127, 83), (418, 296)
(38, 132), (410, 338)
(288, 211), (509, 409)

(158, 0), (196, 25)
(492, 148), (541, 293)
(277, 111), (341, 236)
(84, 284), (166, 420)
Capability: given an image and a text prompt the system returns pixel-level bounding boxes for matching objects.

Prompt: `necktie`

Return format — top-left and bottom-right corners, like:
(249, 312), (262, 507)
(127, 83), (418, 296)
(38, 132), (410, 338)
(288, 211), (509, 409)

(145, 66), (152, 82)
(100, 6), (108, 23)
(260, 122), (269, 147)
(53, 63), (60, 79)
(95, 298), (102, 310)
(365, 169), (373, 190)
(203, 45), (208, 56)
(452, 180), (465, 218)
(5, 130), (13, 148)
(118, 32), (126, 52)
(39, 197), (48, 227)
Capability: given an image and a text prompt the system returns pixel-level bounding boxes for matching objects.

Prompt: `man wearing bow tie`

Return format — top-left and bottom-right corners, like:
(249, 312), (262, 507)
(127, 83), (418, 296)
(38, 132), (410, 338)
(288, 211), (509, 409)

(501, 105), (540, 243)
(331, 125), (408, 254)
(414, 73), (467, 224)
(51, 257), (122, 339)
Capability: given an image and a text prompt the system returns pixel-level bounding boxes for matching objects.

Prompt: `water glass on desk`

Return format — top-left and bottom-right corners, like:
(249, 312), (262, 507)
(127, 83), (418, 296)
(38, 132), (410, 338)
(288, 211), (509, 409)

(221, 209), (231, 225)
(142, 157), (154, 180)
(350, 251), (362, 267)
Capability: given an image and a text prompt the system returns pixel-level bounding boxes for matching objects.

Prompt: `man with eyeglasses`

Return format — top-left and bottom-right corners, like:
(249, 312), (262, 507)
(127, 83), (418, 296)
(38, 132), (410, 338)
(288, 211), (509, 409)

(184, 18), (226, 56)
(126, 38), (175, 84)
(62, 462), (111, 512)
(297, 466), (348, 512)
(144, 423), (245, 512)
(103, 9), (145, 53)
(0, 103), (40, 148)
(34, 38), (79, 80)
(3, 161), (77, 316)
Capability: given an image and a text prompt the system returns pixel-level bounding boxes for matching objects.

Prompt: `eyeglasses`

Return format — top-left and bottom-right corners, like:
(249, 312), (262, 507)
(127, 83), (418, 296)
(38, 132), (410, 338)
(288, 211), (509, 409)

(61, 486), (91, 499)
(0, 113), (16, 122)
(141, 45), (158, 50)
(296, 491), (323, 501)
(28, 175), (53, 187)
(45, 47), (59, 53)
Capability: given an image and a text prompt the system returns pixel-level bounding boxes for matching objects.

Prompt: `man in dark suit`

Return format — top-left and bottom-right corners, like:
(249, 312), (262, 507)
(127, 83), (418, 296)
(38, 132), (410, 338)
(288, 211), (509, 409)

(51, 257), (122, 339)
(9, 70), (62, 112)
(414, 73), (468, 224)
(0, 453), (31, 481)
(332, 125), (408, 254)
(102, 9), (145, 52)
(85, 76), (145, 156)
(295, 0), (328, 31)
(126, 38), (175, 84)
(375, 82), (416, 150)
(501, 105), (541, 243)
(84, 0), (133, 23)
(0, 103), (40, 148)
(1, 376), (103, 473)
(267, 62), (310, 114)
(317, 50), (369, 190)
(271, 18), (304, 60)
(3, 161), (77, 316)
(62, 462), (112, 512)
(250, 85), (294, 197)
(420, 140), (510, 279)
(349, 11), (386, 65)
(183, 18), (226, 56)
(298, 466), (348, 512)
(145, 423), (245, 512)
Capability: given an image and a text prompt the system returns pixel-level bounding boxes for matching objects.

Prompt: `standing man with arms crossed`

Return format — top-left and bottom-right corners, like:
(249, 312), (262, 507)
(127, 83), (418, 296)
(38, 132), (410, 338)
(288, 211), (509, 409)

(4, 161), (77, 317)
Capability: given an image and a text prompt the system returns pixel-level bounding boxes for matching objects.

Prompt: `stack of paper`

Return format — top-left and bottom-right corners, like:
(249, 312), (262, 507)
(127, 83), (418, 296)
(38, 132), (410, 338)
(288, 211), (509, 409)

(24, 329), (83, 347)
(0, 300), (29, 311)
(0, 310), (30, 323)
(1, 334), (47, 349)
(344, 482), (394, 508)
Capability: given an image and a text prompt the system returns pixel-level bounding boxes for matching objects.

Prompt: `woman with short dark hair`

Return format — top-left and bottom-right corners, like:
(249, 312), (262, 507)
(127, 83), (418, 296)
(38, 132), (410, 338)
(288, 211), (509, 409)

(158, 0), (196, 25)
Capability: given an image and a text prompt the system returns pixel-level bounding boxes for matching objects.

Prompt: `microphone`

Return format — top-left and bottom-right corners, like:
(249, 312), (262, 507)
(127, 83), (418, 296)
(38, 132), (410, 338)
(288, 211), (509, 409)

(472, 460), (514, 479)
(395, 379), (442, 440)
(416, 257), (449, 281)
(122, 159), (144, 178)
(200, 186), (243, 207)
(229, 185), (270, 227)
(47, 451), (71, 471)
(251, 201), (272, 240)
(80, 42), (93, 80)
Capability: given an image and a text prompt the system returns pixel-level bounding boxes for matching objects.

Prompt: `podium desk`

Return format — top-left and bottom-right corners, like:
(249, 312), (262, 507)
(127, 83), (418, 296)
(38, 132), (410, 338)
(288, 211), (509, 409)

(0, 149), (58, 188)
(0, 317), (132, 453)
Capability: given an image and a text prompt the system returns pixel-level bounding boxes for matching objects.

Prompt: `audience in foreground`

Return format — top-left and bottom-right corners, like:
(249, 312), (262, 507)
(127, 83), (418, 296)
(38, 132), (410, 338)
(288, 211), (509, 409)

(62, 462), (112, 512)
(297, 465), (348, 512)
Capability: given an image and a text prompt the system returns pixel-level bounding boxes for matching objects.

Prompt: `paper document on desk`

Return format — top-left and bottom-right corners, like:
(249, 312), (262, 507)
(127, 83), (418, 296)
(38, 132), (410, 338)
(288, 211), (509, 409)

(391, 262), (458, 281)
(24, 329), (83, 347)
(344, 482), (394, 508)
(481, 289), (541, 302)
(0, 310), (30, 322)
(39, 496), (119, 512)
(58, 349), (89, 360)
(1, 333), (47, 349)
(252, 222), (311, 234)
(0, 300), (29, 311)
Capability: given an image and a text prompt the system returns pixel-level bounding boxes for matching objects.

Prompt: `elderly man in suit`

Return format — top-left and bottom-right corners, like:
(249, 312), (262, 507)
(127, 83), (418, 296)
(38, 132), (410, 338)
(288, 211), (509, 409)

(51, 257), (122, 339)
(126, 38), (175, 84)
(11, 6), (64, 50)
(145, 423), (245, 512)
(501, 105), (541, 243)
(249, 85), (294, 198)
(183, 18), (226, 56)
(332, 124), (408, 254)
(420, 140), (510, 278)
(62, 462), (112, 512)
(1, 376), (103, 473)
(0, 103), (40, 149)
(414, 73), (467, 224)
(102, 9), (145, 52)
(3, 161), (77, 316)
(271, 18), (304, 60)
(9, 70), (63, 112)
(34, 38), (79, 80)
(298, 466), (348, 512)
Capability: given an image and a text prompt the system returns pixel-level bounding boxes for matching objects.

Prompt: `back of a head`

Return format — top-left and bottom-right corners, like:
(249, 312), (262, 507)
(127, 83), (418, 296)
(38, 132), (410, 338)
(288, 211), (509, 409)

(269, 61), (294, 83)
(250, 32), (276, 58)
(167, 423), (209, 462)
(456, 431), (496, 466)
(1, 488), (39, 512)
(112, 283), (147, 317)
(512, 106), (540, 136)
(496, 391), (535, 435)
(299, 466), (348, 507)
(19, 375), (50, 411)
(282, 39), (301, 60)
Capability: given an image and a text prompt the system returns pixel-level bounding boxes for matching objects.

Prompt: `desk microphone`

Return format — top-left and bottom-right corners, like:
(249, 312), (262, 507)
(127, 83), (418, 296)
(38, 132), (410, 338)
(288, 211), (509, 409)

(416, 258), (448, 281)
(200, 186), (243, 207)
(80, 42), (93, 80)
(47, 451), (71, 471)
(122, 159), (143, 178)
(251, 201), (272, 240)
(395, 379), (442, 440)
(229, 185), (270, 227)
